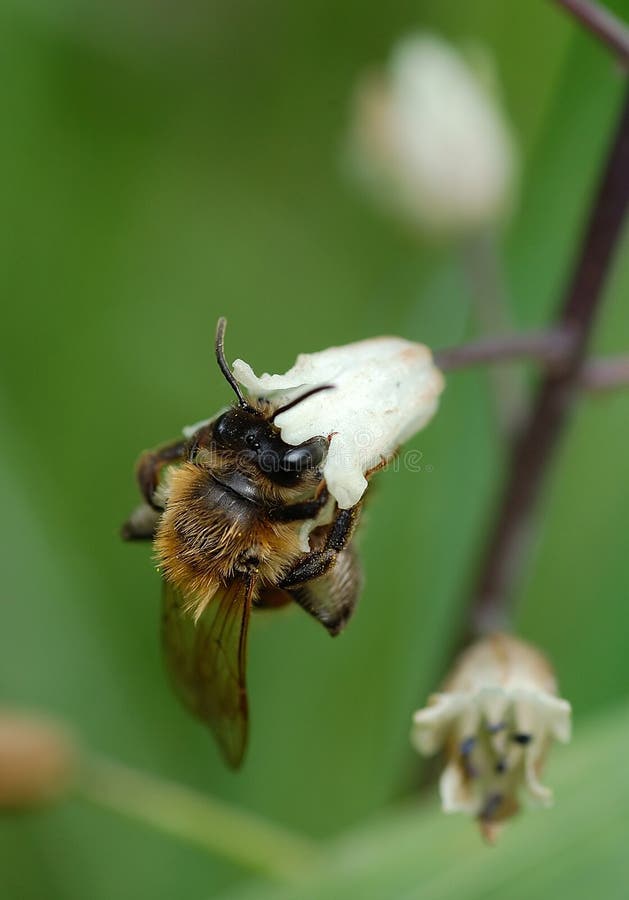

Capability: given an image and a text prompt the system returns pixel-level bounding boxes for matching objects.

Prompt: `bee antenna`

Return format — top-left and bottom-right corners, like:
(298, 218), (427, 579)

(215, 317), (250, 408)
(271, 384), (335, 420)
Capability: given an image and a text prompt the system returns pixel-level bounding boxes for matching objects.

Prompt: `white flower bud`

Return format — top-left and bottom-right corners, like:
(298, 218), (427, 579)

(347, 34), (517, 235)
(233, 336), (444, 508)
(411, 634), (571, 841)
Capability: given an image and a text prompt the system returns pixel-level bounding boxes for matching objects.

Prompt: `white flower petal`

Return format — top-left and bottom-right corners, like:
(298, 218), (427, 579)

(456, 697), (482, 742)
(512, 696), (539, 738)
(523, 742), (554, 806)
(478, 686), (509, 729)
(411, 634), (571, 834)
(182, 416), (217, 439)
(233, 337), (444, 508)
(411, 694), (462, 755)
(541, 696), (572, 743)
(439, 761), (478, 814)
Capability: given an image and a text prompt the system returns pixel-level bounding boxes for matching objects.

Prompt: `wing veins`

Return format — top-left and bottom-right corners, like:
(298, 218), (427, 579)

(162, 576), (255, 767)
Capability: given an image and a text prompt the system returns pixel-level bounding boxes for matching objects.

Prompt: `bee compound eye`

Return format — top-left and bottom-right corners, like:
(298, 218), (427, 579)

(257, 449), (282, 474)
(282, 438), (326, 472)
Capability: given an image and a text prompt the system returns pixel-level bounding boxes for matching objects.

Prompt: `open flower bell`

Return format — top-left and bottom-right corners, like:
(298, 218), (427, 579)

(232, 336), (444, 508)
(411, 633), (571, 840)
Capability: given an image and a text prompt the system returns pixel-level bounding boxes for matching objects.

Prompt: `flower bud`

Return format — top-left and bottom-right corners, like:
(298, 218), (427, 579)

(0, 712), (77, 810)
(233, 336), (444, 508)
(411, 634), (571, 841)
(347, 34), (517, 235)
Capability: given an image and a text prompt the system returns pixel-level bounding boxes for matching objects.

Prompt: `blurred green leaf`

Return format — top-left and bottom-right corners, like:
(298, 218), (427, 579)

(224, 700), (629, 899)
(2, 0), (629, 897)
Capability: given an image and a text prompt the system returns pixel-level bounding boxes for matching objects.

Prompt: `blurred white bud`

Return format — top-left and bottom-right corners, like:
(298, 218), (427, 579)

(411, 634), (571, 841)
(347, 34), (517, 235)
(233, 336), (444, 508)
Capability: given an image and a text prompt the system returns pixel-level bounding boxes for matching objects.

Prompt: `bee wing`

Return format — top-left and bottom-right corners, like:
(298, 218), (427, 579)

(162, 577), (256, 768)
(290, 544), (363, 636)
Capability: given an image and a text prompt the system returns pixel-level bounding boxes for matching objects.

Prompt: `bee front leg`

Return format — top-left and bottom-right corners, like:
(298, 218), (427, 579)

(122, 437), (188, 541)
(136, 438), (188, 509)
(279, 504), (360, 587)
(268, 487), (329, 523)
(121, 503), (161, 541)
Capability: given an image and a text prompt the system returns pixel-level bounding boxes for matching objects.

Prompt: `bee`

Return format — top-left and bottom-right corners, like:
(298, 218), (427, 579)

(122, 318), (363, 767)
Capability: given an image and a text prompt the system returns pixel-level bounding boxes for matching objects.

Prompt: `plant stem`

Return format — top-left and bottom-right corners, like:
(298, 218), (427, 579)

(78, 754), (321, 881)
(582, 354), (629, 389)
(468, 85), (629, 634)
(437, 335), (629, 391)
(555, 0), (629, 65)
(461, 232), (528, 437)
(435, 329), (573, 372)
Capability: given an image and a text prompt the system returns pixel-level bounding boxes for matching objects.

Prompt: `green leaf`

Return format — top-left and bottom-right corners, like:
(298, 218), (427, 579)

(224, 702), (629, 899)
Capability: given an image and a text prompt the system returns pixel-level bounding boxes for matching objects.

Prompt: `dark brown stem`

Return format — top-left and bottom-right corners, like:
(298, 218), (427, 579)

(461, 233), (528, 438)
(555, 0), (629, 65)
(435, 329), (574, 372)
(437, 334), (629, 391)
(469, 86), (629, 634)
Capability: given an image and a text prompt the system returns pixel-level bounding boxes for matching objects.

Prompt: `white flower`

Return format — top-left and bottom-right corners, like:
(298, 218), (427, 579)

(411, 633), (571, 840)
(233, 336), (444, 508)
(347, 33), (517, 234)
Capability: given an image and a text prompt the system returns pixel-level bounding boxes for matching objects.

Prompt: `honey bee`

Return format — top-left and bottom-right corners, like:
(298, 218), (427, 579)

(122, 319), (363, 767)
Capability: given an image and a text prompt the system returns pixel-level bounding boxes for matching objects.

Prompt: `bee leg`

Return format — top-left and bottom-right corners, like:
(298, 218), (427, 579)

(268, 488), (329, 523)
(289, 546), (362, 635)
(136, 438), (188, 509)
(121, 503), (161, 541)
(365, 452), (395, 478)
(279, 505), (360, 587)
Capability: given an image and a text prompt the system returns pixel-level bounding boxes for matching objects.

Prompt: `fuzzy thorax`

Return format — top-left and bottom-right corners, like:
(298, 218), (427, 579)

(155, 462), (308, 618)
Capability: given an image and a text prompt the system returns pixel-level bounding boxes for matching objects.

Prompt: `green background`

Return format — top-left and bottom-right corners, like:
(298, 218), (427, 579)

(1, 0), (629, 897)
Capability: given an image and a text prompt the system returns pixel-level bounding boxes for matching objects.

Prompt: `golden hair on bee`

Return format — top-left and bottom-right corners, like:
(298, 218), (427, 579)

(123, 317), (363, 767)
(155, 460), (309, 621)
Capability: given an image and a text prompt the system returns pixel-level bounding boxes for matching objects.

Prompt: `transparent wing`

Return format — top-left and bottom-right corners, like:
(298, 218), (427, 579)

(162, 577), (255, 768)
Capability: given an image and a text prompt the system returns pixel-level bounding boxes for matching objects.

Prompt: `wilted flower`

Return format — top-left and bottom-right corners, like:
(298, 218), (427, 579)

(0, 711), (77, 810)
(411, 634), (571, 841)
(232, 336), (444, 508)
(347, 33), (517, 235)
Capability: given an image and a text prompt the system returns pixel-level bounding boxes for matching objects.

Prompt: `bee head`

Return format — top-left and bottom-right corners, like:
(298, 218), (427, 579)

(212, 317), (332, 485)
(212, 407), (327, 485)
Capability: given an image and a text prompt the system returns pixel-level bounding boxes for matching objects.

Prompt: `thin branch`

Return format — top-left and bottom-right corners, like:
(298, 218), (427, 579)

(582, 354), (629, 389)
(437, 334), (629, 392)
(79, 754), (321, 881)
(468, 86), (629, 634)
(435, 329), (574, 372)
(555, 0), (629, 65)
(461, 232), (528, 437)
